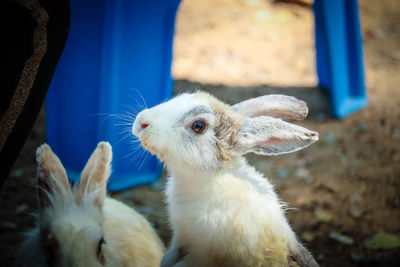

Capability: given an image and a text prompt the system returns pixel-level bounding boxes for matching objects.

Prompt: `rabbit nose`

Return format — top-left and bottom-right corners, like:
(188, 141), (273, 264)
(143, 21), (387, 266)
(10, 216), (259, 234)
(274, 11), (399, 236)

(132, 109), (152, 136)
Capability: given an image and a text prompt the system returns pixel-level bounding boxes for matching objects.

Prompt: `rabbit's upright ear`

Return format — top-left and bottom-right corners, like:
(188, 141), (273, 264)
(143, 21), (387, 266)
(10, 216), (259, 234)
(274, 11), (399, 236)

(36, 144), (71, 208)
(236, 116), (318, 156)
(75, 142), (112, 207)
(232, 95), (308, 121)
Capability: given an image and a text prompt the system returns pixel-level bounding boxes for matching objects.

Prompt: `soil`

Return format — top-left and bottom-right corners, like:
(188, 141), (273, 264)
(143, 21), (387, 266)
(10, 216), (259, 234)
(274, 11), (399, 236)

(1, 0), (400, 266)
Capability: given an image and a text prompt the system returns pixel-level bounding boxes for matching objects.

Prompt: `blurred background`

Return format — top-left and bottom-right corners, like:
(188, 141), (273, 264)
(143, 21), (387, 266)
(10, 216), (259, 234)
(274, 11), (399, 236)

(1, 0), (400, 266)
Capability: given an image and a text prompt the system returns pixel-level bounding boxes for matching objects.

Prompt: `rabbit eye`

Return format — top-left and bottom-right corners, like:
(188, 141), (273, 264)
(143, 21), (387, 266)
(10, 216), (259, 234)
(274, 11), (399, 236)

(191, 120), (207, 134)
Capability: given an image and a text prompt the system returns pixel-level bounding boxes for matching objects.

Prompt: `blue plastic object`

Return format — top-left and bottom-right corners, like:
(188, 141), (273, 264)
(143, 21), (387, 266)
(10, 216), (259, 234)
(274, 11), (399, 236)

(314, 0), (367, 118)
(47, 0), (181, 191)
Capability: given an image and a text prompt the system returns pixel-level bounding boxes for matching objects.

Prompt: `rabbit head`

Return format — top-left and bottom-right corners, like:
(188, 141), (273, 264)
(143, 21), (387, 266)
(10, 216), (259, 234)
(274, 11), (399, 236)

(23, 142), (115, 267)
(132, 91), (318, 175)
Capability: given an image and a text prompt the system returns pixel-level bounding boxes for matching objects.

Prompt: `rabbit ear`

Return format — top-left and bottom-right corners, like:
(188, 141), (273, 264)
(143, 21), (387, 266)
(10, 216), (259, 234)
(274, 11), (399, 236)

(236, 116), (318, 156)
(36, 144), (71, 208)
(232, 95), (308, 121)
(75, 142), (112, 207)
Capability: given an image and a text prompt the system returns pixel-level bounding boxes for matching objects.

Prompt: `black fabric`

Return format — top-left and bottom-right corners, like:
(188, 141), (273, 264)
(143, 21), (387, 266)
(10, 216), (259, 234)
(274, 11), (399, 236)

(0, 0), (35, 118)
(0, 0), (70, 188)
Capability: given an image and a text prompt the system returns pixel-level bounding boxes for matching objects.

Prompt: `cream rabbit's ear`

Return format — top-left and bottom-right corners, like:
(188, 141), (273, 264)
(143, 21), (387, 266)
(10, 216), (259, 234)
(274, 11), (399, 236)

(232, 94), (308, 121)
(36, 144), (71, 209)
(236, 116), (318, 156)
(75, 142), (112, 207)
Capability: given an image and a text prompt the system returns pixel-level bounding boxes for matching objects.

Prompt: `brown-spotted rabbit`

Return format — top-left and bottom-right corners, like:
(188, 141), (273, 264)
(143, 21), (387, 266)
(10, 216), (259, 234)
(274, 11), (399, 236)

(18, 142), (164, 267)
(132, 92), (319, 267)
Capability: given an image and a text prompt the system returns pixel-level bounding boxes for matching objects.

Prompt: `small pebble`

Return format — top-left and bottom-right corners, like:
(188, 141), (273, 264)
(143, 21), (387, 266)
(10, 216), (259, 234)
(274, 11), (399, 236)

(302, 177), (314, 185)
(357, 122), (367, 132)
(329, 232), (354, 245)
(301, 231), (315, 242)
(324, 132), (336, 144)
(349, 165), (358, 177)
(373, 28), (386, 39)
(390, 50), (400, 61)
(314, 209), (333, 223)
(392, 128), (400, 138)
(348, 209), (363, 218)
(349, 193), (363, 204)
(276, 169), (290, 179)
(295, 195), (312, 206)
(295, 168), (310, 178)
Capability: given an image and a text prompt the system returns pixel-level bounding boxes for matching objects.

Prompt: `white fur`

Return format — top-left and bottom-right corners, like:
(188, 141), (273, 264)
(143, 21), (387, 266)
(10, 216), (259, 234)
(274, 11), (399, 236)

(133, 92), (319, 267)
(133, 94), (219, 173)
(166, 158), (297, 261)
(232, 94), (309, 120)
(18, 142), (164, 267)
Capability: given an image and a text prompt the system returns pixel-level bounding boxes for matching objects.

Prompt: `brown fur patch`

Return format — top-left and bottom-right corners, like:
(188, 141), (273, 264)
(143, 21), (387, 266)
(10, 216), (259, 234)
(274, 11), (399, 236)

(194, 92), (242, 163)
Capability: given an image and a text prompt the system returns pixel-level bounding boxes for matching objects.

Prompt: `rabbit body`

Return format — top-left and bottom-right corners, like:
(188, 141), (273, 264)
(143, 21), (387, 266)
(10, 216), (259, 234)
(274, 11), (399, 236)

(166, 157), (297, 267)
(133, 92), (319, 267)
(102, 197), (165, 267)
(18, 142), (164, 267)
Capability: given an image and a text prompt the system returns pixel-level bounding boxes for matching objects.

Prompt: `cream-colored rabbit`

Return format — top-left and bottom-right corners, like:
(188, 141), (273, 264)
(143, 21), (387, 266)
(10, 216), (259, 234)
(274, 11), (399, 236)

(132, 92), (319, 267)
(18, 142), (164, 267)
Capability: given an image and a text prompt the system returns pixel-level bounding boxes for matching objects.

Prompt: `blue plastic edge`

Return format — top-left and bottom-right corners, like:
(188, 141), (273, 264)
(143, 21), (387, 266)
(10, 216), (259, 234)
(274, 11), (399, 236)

(313, 0), (368, 119)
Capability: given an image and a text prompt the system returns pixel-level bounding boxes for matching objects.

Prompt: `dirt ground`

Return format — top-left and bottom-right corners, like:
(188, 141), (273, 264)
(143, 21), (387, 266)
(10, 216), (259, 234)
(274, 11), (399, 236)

(1, 0), (400, 266)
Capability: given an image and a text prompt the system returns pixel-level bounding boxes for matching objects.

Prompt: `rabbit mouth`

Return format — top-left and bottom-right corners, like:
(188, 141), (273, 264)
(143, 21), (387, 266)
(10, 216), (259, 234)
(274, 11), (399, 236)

(140, 137), (155, 153)
(140, 137), (159, 155)
(140, 137), (168, 162)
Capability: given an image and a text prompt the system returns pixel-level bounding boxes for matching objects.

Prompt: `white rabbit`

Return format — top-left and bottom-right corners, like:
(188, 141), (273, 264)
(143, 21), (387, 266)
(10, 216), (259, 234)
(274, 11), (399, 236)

(132, 92), (319, 267)
(18, 142), (164, 267)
